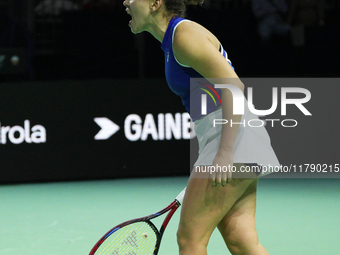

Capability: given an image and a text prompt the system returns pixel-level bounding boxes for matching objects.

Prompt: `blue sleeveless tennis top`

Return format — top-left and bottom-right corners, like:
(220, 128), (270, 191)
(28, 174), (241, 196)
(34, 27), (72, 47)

(161, 17), (234, 121)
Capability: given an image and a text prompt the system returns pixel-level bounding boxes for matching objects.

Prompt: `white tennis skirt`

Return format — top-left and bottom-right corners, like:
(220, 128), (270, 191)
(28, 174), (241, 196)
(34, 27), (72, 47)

(193, 106), (280, 177)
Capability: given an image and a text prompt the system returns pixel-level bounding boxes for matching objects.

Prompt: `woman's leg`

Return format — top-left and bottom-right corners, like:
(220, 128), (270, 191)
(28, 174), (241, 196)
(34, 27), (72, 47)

(177, 164), (256, 255)
(217, 179), (270, 255)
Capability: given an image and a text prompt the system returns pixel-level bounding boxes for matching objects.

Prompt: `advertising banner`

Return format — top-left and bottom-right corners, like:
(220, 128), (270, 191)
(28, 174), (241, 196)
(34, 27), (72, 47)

(1, 78), (339, 183)
(0, 79), (192, 183)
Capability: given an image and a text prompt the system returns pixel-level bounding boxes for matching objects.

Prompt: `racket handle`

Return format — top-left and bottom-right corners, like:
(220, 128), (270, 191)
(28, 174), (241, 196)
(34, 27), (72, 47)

(175, 187), (186, 205)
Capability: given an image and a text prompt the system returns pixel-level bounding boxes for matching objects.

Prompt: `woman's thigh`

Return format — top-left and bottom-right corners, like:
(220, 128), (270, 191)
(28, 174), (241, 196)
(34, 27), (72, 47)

(177, 164), (257, 244)
(217, 179), (261, 252)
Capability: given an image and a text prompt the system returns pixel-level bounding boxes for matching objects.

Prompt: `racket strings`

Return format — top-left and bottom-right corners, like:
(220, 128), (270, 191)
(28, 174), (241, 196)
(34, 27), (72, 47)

(96, 221), (158, 255)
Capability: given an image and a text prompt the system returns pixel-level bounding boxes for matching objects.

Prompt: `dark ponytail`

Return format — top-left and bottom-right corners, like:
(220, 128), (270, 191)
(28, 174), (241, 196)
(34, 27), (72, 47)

(164, 0), (205, 18)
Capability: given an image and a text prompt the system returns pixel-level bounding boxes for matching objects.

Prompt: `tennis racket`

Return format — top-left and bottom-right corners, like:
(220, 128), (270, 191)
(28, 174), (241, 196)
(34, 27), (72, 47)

(89, 188), (186, 255)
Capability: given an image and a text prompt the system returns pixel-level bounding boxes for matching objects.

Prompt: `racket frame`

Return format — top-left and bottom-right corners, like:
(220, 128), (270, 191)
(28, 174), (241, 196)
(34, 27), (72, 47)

(89, 199), (181, 255)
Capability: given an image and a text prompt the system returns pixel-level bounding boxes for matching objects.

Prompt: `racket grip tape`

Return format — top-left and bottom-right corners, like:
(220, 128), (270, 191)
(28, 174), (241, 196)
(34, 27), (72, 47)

(175, 188), (186, 205)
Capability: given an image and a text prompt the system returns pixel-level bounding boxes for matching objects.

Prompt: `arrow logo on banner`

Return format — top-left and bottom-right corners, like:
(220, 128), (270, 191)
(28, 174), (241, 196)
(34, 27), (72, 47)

(94, 117), (120, 140)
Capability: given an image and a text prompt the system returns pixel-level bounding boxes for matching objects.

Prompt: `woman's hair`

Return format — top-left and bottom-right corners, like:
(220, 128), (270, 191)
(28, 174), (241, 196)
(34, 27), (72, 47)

(163, 0), (205, 18)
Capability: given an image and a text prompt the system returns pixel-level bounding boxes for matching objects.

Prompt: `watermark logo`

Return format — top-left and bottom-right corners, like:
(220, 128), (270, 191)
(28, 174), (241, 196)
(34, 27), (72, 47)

(201, 84), (311, 116)
(197, 80), (312, 128)
(199, 83), (222, 115)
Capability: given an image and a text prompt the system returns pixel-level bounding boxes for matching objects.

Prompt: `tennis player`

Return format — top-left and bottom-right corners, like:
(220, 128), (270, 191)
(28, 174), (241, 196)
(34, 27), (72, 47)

(123, 0), (280, 254)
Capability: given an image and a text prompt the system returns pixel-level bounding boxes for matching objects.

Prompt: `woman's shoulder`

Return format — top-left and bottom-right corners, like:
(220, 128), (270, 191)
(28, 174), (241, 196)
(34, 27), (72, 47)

(174, 19), (206, 36)
(173, 19), (220, 51)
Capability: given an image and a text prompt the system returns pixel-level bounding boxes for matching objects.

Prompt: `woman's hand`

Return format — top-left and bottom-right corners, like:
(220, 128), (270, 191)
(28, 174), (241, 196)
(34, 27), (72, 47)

(211, 150), (234, 187)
